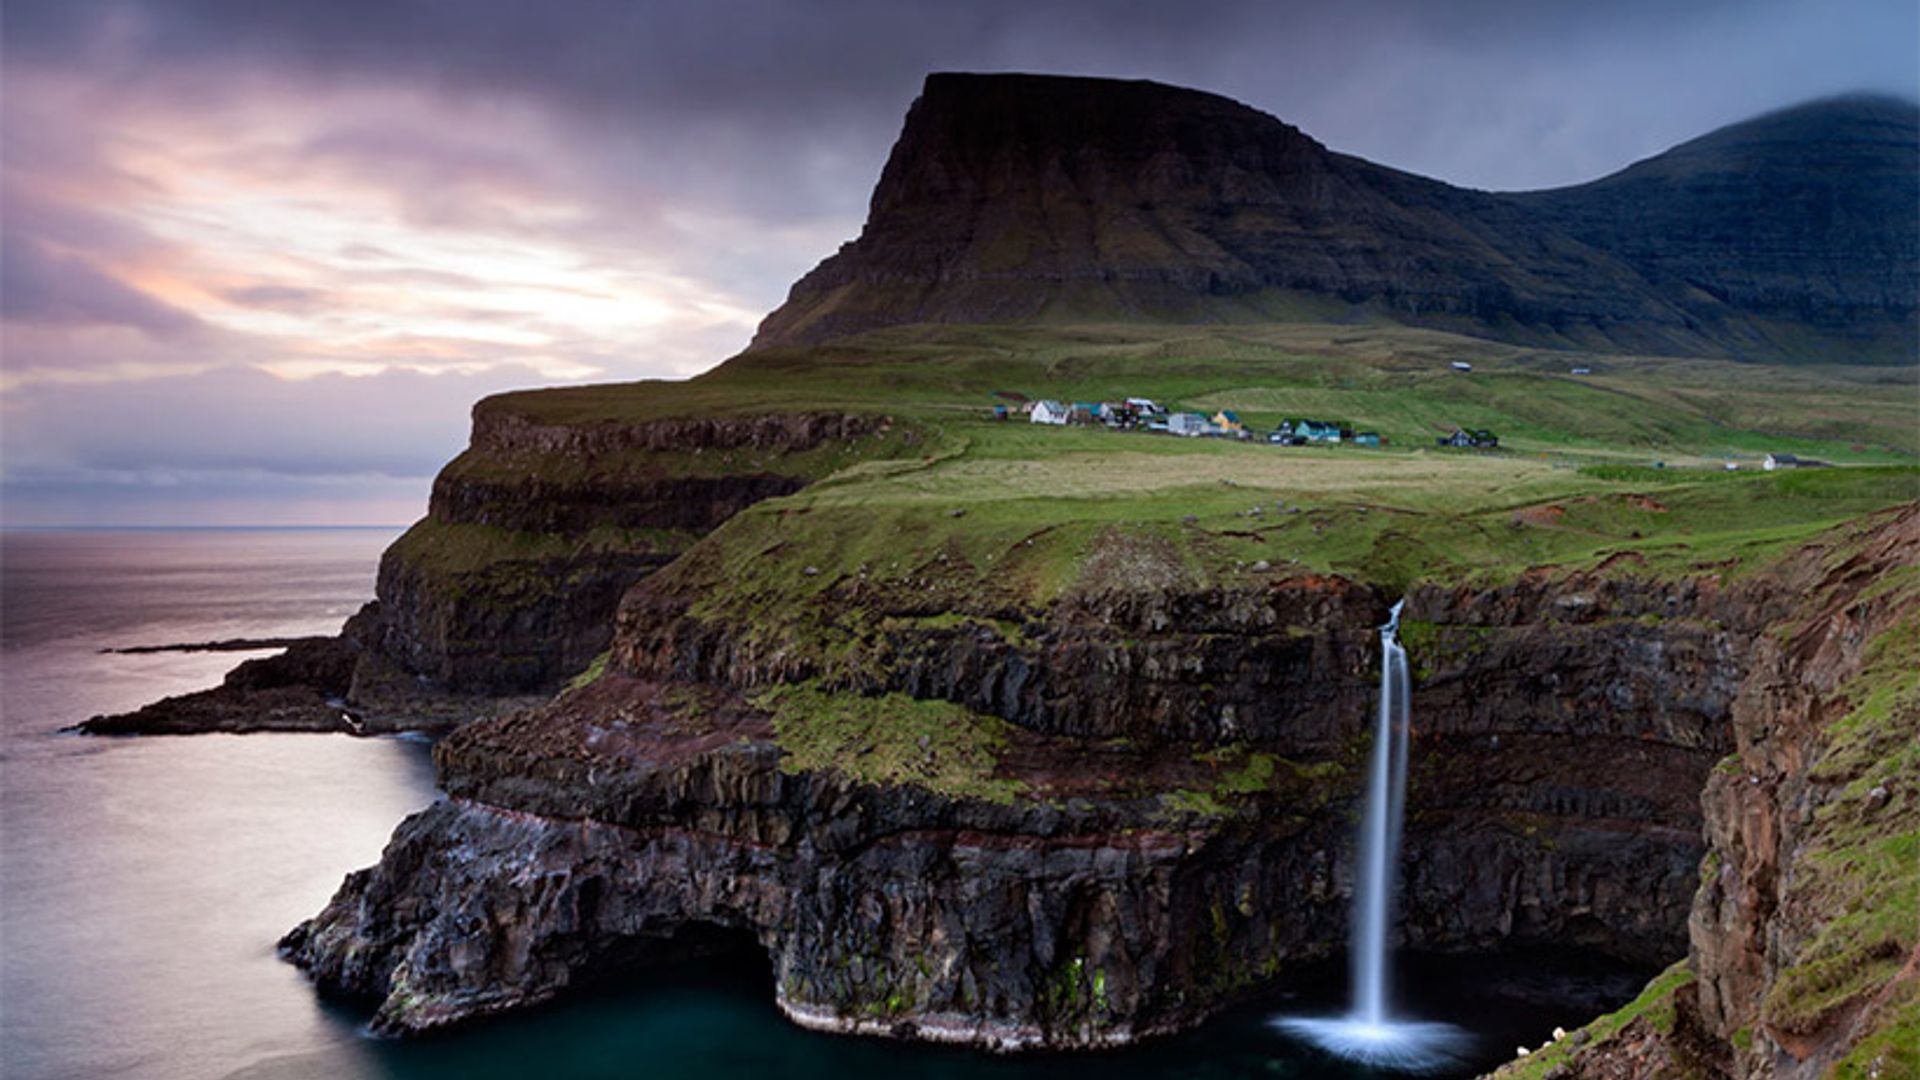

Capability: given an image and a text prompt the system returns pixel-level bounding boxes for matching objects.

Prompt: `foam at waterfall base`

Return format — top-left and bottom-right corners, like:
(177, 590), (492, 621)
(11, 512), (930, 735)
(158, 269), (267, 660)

(1271, 1013), (1474, 1073)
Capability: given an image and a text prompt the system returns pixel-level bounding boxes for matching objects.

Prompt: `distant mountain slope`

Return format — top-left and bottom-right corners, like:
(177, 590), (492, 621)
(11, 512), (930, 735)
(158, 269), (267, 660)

(1514, 95), (1919, 361)
(752, 74), (1917, 364)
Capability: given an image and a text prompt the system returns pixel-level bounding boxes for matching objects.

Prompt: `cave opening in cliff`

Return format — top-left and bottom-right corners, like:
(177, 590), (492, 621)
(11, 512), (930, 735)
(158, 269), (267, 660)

(577, 921), (773, 999)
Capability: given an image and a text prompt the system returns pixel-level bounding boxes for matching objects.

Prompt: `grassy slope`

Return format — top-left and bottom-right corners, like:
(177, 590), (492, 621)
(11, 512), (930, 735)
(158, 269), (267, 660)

(474, 321), (1916, 625)
(488, 323), (1920, 465)
(664, 425), (1914, 628)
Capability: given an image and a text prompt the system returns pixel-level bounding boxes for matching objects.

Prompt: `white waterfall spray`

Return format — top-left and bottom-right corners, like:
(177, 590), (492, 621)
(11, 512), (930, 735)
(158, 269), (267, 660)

(1272, 600), (1468, 1072)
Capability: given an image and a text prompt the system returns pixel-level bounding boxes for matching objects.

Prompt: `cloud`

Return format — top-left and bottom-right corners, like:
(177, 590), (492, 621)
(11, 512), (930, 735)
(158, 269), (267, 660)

(220, 284), (331, 311)
(0, 362), (610, 525)
(1, 0), (1913, 523)
(1, 235), (203, 336)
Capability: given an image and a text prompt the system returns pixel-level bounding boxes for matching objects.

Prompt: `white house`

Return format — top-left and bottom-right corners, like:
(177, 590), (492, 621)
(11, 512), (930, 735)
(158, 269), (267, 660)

(1030, 400), (1070, 425)
(1125, 397), (1164, 415)
(1451, 361), (1474, 372)
(1168, 412), (1213, 437)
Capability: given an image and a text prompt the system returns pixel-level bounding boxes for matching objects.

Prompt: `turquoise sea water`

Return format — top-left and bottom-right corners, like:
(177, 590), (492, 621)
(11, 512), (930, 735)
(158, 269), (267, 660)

(0, 529), (1646, 1080)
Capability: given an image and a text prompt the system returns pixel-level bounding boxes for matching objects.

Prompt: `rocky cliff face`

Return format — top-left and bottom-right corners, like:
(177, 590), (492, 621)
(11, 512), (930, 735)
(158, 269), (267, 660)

(1483, 505), (1918, 1080)
(753, 74), (1918, 363)
(282, 529), (1844, 1047)
(357, 407), (896, 696)
(1682, 508), (1918, 1078)
(82, 406), (907, 735)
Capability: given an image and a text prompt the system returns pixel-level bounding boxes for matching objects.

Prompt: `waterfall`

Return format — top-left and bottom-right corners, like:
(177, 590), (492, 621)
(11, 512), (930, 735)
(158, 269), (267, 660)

(1354, 598), (1411, 1023)
(1272, 599), (1468, 1072)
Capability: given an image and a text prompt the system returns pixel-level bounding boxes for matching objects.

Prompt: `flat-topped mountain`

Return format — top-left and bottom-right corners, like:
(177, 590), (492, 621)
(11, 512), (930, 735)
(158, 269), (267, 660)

(753, 74), (1918, 363)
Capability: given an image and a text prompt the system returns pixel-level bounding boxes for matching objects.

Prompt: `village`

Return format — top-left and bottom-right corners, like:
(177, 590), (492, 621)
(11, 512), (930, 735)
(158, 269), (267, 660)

(997, 394), (1501, 450)
(997, 395), (1830, 471)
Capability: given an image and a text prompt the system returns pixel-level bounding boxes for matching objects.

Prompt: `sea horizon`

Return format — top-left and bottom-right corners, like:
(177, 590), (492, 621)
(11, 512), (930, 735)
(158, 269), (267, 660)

(0, 523), (409, 533)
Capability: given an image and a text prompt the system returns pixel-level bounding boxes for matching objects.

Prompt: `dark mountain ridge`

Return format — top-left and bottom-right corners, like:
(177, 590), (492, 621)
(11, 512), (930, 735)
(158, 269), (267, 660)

(753, 74), (1918, 363)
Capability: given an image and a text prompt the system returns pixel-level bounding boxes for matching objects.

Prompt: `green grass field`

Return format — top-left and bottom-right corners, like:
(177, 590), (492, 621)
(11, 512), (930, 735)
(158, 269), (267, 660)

(487, 322), (1920, 466)
(440, 320), (1917, 633)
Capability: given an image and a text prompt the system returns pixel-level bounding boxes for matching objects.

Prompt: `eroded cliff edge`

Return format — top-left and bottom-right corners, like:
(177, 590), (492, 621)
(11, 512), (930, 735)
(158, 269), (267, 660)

(1485, 506), (1919, 1080)
(275, 508), (1920, 1056)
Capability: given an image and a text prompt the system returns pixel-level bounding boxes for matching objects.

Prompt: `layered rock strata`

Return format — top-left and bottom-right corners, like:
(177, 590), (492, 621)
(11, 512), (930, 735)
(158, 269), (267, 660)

(283, 550), (1811, 1046)
(1484, 506), (1919, 1079)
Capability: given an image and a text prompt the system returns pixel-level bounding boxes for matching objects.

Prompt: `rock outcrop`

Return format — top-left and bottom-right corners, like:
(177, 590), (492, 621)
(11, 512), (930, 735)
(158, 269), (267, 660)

(754, 74), (1918, 363)
(79, 636), (360, 735)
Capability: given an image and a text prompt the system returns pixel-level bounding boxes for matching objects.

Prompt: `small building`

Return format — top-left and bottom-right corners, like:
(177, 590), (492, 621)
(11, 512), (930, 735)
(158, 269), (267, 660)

(1213, 409), (1245, 432)
(1268, 430), (1305, 446)
(1451, 361), (1474, 372)
(1763, 453), (1828, 470)
(1570, 367), (1592, 376)
(1169, 412), (1214, 437)
(1438, 428), (1499, 449)
(992, 404), (1009, 420)
(1126, 397), (1164, 415)
(1351, 432), (1383, 448)
(1068, 403), (1100, 425)
(1030, 400), (1069, 425)
(1294, 419), (1343, 443)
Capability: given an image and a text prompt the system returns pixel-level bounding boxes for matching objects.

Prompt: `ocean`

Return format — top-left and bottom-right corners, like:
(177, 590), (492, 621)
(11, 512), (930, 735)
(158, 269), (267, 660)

(0, 528), (1644, 1080)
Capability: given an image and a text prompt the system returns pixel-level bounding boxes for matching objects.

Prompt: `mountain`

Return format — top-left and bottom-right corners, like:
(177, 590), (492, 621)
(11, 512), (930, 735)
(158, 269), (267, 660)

(752, 74), (1918, 363)
(1514, 95), (1920, 360)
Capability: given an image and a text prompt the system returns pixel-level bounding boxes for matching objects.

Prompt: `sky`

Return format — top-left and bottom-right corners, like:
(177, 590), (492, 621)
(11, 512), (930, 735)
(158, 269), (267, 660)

(3, 0), (1915, 526)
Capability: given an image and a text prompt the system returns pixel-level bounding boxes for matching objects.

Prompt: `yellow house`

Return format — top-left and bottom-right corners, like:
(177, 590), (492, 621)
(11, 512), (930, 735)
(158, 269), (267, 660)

(1212, 409), (1244, 432)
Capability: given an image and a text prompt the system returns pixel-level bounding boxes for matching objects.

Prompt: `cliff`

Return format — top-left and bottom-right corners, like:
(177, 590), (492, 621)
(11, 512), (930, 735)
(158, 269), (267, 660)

(1487, 506), (1919, 1079)
(754, 75), (1918, 363)
(279, 505), (1917, 1053)
(362, 407), (898, 693)
(80, 403), (916, 734)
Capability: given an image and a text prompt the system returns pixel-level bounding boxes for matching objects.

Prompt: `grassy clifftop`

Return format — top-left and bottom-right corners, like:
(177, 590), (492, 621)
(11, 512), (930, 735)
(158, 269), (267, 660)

(482, 323), (1918, 464)
(394, 319), (1916, 693)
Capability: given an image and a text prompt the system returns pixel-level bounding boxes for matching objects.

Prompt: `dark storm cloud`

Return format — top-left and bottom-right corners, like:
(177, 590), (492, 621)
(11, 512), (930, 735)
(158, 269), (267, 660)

(6, 1), (1909, 211)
